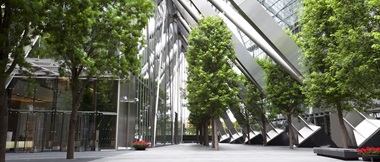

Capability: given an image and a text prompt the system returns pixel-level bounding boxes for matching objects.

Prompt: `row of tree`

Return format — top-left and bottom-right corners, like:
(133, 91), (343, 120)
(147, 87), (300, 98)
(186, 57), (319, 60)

(185, 16), (240, 150)
(0, 1), (155, 161)
(186, 0), (380, 151)
(185, 16), (305, 150)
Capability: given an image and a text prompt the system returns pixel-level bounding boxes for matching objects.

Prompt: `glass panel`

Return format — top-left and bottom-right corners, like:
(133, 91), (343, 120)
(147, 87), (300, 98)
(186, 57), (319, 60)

(33, 113), (45, 152)
(57, 79), (72, 111)
(98, 115), (116, 149)
(10, 79), (34, 111)
(97, 80), (118, 112)
(79, 82), (94, 111)
(51, 112), (64, 151)
(25, 113), (35, 152)
(34, 78), (54, 110)
(7, 111), (18, 152)
(89, 113), (97, 151)
(10, 78), (55, 111)
(43, 113), (53, 151)
(15, 113), (28, 152)
(57, 91), (72, 111)
(77, 113), (92, 151)
(60, 113), (70, 151)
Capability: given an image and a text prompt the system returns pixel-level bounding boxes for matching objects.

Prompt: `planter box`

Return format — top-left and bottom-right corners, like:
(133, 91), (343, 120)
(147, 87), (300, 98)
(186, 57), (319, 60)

(362, 155), (380, 162)
(134, 147), (146, 150)
(314, 147), (358, 160)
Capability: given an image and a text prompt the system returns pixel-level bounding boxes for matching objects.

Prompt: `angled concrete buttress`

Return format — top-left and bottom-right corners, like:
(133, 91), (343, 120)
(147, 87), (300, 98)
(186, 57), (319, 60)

(265, 122), (287, 146)
(215, 119), (231, 143)
(331, 109), (380, 148)
(221, 112), (244, 144)
(244, 128), (262, 145)
(291, 116), (337, 147)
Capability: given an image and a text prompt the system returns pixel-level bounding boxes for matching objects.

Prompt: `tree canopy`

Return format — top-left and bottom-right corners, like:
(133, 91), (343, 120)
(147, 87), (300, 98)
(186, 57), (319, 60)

(186, 16), (239, 120)
(186, 16), (240, 149)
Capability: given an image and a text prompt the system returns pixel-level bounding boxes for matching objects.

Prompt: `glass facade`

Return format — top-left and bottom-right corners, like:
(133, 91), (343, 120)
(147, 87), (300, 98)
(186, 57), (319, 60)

(7, 78), (118, 152)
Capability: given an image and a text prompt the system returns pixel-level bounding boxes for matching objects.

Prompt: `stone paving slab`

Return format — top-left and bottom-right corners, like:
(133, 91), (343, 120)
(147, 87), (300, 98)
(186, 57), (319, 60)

(6, 143), (362, 162)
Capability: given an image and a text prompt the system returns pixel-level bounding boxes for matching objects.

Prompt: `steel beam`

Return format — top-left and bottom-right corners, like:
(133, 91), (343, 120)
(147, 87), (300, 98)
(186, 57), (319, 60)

(227, 0), (303, 79)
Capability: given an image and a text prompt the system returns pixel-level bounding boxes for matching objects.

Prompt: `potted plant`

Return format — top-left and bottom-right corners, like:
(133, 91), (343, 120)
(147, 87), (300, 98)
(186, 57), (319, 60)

(357, 147), (380, 161)
(132, 140), (150, 150)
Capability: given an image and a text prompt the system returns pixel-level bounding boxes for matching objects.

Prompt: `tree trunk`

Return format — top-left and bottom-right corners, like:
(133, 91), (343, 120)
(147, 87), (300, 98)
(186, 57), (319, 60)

(196, 126), (199, 144)
(212, 117), (219, 150)
(261, 114), (267, 146)
(211, 119), (215, 148)
(203, 122), (209, 147)
(0, 78), (8, 162)
(336, 101), (348, 148)
(199, 124), (203, 145)
(246, 123), (250, 145)
(287, 114), (294, 149)
(67, 75), (83, 159)
(244, 109), (250, 145)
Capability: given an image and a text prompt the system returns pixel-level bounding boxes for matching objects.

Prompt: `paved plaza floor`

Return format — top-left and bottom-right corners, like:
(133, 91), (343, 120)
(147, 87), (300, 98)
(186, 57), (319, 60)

(6, 143), (363, 162)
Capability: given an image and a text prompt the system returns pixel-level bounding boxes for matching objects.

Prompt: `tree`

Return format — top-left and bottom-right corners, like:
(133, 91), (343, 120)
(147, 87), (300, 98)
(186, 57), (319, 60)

(0, 1), (47, 161)
(367, 0), (380, 96)
(240, 75), (268, 145)
(186, 16), (240, 150)
(41, 0), (154, 159)
(258, 57), (305, 149)
(297, 0), (375, 148)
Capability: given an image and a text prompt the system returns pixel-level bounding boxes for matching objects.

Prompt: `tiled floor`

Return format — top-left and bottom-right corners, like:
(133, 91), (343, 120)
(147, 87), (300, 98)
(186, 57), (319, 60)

(6, 143), (362, 162)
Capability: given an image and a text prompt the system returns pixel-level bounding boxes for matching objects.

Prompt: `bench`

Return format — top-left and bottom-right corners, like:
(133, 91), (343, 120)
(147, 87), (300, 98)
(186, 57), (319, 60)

(313, 147), (358, 160)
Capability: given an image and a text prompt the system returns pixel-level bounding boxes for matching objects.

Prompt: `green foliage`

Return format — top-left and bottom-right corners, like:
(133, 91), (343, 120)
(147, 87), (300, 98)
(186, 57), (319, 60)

(297, 0), (376, 111)
(257, 57), (305, 117)
(367, 0), (380, 97)
(41, 0), (154, 80)
(186, 16), (240, 125)
(0, 1), (46, 78)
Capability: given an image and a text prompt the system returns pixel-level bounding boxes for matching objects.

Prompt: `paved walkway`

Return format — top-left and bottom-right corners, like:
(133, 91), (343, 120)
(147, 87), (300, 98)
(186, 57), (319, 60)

(6, 143), (362, 162)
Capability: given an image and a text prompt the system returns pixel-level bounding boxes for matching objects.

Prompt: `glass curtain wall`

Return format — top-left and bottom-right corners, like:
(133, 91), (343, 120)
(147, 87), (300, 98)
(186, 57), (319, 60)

(7, 77), (118, 152)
